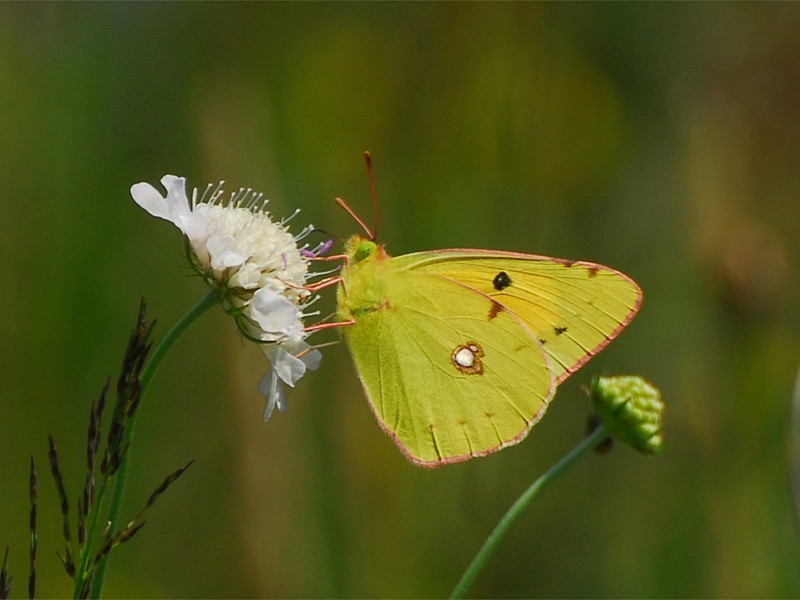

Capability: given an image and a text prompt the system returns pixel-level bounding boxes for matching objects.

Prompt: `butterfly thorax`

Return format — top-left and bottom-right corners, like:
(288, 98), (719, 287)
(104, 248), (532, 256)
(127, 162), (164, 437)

(337, 235), (395, 322)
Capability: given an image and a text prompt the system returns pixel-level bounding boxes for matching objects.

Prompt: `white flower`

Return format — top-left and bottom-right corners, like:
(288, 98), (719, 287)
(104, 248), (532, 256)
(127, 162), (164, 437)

(131, 175), (316, 337)
(132, 174), (327, 418)
(258, 339), (322, 421)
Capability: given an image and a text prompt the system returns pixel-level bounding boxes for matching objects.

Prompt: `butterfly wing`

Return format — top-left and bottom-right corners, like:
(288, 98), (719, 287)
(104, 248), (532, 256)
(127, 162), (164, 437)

(340, 263), (556, 467)
(391, 249), (642, 384)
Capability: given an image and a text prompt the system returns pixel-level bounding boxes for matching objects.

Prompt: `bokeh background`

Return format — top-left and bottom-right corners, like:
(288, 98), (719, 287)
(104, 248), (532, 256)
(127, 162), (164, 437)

(2, 3), (800, 598)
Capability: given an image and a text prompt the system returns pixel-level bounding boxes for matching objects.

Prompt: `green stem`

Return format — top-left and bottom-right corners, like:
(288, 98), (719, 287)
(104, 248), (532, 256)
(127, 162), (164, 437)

(449, 424), (609, 599)
(85, 290), (219, 598)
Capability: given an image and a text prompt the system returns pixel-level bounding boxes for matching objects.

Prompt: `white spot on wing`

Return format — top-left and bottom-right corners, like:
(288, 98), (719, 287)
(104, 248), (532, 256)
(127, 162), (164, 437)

(451, 342), (484, 375)
(454, 347), (476, 368)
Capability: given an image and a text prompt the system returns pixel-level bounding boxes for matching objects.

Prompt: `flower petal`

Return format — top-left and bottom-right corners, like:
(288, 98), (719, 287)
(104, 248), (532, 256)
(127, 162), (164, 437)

(258, 339), (321, 420)
(131, 182), (173, 221)
(131, 175), (195, 236)
(258, 368), (284, 421)
(249, 288), (301, 339)
(162, 176), (213, 240)
(300, 348), (322, 372)
(228, 263), (263, 289)
(274, 350), (307, 387)
(206, 234), (248, 269)
(263, 339), (321, 384)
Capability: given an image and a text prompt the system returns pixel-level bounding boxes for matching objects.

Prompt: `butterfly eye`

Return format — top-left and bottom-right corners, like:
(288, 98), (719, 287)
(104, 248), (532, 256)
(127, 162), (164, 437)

(492, 271), (512, 291)
(354, 240), (378, 263)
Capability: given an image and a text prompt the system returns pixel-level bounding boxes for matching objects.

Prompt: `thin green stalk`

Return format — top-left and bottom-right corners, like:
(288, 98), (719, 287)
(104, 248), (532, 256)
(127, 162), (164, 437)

(450, 424), (609, 599)
(85, 290), (219, 599)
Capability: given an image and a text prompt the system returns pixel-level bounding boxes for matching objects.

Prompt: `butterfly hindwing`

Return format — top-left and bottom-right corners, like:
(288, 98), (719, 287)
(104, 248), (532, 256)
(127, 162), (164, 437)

(341, 263), (555, 467)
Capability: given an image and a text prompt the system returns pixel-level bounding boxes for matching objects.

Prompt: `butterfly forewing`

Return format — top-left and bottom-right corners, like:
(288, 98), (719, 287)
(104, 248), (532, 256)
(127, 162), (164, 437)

(391, 250), (642, 384)
(342, 266), (555, 466)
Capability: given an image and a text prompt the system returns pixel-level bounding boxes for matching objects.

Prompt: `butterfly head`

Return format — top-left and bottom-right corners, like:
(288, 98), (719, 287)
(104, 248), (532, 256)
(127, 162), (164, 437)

(344, 234), (389, 265)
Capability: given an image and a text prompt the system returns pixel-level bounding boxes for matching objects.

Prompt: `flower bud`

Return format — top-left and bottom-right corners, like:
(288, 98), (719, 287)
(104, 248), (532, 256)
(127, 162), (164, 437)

(590, 375), (664, 454)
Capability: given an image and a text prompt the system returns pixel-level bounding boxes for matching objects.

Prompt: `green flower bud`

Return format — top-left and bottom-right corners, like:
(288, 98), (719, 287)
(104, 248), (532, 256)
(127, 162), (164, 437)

(590, 376), (664, 454)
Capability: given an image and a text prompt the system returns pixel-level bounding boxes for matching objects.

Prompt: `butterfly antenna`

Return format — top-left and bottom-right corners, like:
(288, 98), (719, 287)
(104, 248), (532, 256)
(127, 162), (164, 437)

(364, 151), (379, 240)
(335, 197), (374, 240)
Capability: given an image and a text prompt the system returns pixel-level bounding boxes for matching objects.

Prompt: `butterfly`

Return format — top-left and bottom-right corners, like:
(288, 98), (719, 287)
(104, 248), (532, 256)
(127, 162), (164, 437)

(334, 155), (642, 467)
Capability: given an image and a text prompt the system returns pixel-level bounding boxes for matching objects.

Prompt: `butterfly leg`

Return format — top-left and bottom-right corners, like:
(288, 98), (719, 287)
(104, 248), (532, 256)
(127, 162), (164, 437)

(304, 318), (354, 333)
(276, 253), (348, 294)
(301, 252), (352, 291)
(303, 275), (344, 293)
(309, 253), (350, 264)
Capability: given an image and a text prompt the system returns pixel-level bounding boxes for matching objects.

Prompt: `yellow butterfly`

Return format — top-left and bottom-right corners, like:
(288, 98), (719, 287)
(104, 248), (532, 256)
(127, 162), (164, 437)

(334, 155), (642, 467)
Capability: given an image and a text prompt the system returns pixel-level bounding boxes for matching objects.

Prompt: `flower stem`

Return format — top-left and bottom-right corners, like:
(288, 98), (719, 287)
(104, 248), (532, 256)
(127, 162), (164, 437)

(87, 290), (219, 598)
(449, 424), (609, 599)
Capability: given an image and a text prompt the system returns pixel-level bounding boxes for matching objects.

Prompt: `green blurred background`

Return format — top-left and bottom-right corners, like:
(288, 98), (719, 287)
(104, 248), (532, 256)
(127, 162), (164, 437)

(2, 3), (800, 597)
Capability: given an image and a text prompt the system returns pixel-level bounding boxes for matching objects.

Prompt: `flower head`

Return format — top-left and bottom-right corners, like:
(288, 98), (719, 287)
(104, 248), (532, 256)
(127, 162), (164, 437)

(131, 175), (312, 317)
(132, 174), (327, 418)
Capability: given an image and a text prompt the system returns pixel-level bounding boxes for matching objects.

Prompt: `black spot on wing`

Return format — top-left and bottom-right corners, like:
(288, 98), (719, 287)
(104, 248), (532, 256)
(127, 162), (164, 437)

(492, 271), (512, 291)
(554, 326), (568, 336)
